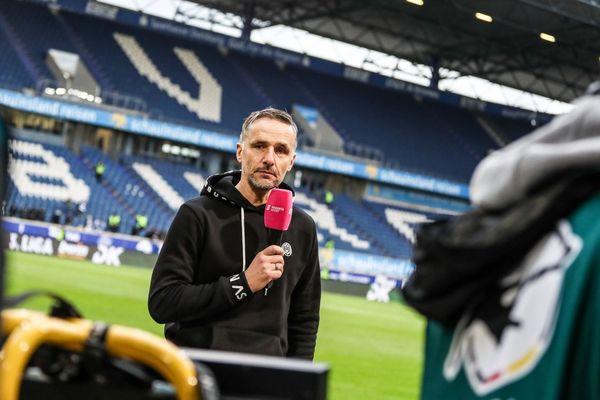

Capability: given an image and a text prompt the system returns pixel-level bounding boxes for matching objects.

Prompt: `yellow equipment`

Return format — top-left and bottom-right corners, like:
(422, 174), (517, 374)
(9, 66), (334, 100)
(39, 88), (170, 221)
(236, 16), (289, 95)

(1, 308), (204, 400)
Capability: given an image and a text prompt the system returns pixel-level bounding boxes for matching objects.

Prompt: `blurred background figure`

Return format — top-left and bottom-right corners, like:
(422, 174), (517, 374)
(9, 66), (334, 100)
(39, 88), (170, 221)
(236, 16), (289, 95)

(403, 86), (600, 399)
(95, 161), (105, 182)
(107, 212), (121, 233)
(131, 213), (148, 236)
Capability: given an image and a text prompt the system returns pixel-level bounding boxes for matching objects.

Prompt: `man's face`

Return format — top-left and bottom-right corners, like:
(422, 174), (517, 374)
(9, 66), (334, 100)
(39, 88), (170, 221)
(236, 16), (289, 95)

(237, 117), (296, 192)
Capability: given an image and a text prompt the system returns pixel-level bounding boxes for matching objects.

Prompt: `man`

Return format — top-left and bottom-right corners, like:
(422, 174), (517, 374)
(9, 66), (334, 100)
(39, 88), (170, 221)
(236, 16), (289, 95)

(148, 108), (321, 360)
(132, 213), (148, 236)
(107, 212), (121, 233)
(95, 161), (105, 182)
(403, 87), (600, 399)
(324, 190), (334, 205)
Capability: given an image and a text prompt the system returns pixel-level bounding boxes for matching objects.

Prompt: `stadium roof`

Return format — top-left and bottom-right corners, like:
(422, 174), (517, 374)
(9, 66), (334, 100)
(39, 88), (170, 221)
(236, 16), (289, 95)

(183, 0), (600, 103)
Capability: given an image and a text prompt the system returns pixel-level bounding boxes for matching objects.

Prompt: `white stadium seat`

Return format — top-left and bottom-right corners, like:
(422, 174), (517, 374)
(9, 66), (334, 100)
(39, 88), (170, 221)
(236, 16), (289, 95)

(295, 192), (370, 250)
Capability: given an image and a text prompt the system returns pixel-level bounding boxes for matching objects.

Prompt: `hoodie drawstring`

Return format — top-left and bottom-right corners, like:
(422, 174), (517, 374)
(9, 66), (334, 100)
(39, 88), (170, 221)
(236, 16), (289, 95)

(240, 207), (246, 271)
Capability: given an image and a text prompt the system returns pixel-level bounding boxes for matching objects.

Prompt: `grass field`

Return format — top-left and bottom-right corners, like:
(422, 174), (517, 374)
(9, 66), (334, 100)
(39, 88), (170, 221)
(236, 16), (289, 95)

(4, 251), (425, 399)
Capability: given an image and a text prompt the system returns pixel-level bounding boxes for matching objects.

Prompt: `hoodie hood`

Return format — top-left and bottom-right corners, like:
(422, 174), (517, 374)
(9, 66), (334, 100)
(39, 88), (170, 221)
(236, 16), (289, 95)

(201, 170), (295, 210)
(470, 94), (600, 210)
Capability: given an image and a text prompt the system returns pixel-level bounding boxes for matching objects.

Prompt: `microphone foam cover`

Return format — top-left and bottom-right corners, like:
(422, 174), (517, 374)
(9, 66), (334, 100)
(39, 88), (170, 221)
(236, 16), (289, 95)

(264, 188), (293, 231)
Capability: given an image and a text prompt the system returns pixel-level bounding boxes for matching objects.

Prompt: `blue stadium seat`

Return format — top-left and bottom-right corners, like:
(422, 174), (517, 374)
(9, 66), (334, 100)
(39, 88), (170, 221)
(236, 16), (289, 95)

(6, 139), (125, 231)
(0, 1), (536, 184)
(5, 137), (420, 257)
(121, 154), (206, 202)
(331, 194), (412, 258)
(0, 2), (79, 85)
(0, 10), (36, 90)
(80, 146), (176, 233)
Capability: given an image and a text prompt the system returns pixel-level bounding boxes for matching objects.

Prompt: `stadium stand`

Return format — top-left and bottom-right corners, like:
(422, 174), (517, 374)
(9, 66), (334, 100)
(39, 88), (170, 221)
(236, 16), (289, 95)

(123, 154), (206, 202)
(7, 139), (118, 230)
(61, 9), (262, 132)
(79, 146), (174, 233)
(1, 0), (550, 268)
(130, 161), (185, 210)
(0, 11), (36, 91)
(295, 190), (371, 252)
(0, 0), (533, 183)
(329, 194), (407, 258)
(383, 207), (431, 244)
(113, 32), (222, 122)
(5, 136), (422, 257)
(286, 66), (498, 181)
(481, 114), (538, 144)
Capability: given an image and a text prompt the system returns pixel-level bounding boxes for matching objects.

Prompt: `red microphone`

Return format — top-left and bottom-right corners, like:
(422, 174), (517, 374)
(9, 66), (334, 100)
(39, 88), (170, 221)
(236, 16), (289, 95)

(264, 188), (293, 293)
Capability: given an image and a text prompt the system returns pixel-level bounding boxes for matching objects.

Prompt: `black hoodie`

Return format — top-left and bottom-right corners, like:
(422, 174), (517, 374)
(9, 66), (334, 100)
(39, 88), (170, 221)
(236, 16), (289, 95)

(148, 170), (321, 360)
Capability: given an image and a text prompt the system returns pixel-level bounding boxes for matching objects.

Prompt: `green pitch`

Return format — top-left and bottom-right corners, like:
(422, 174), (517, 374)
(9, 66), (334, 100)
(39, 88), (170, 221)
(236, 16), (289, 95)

(4, 251), (425, 399)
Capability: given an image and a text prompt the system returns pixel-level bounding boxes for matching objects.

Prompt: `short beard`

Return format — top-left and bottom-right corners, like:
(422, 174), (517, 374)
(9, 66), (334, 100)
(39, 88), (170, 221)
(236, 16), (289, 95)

(248, 174), (278, 191)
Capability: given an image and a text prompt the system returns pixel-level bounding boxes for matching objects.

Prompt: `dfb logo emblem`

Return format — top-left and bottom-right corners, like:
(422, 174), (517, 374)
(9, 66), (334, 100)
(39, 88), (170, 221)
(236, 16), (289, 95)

(442, 220), (582, 395)
(281, 242), (292, 257)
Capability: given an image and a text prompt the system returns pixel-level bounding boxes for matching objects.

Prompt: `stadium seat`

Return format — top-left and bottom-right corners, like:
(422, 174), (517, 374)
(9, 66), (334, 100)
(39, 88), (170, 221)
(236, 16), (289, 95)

(0, 1), (535, 182)
(122, 154), (206, 202)
(113, 33), (222, 123)
(7, 139), (122, 230)
(331, 194), (412, 258)
(130, 162), (185, 211)
(6, 136), (434, 258)
(80, 146), (176, 233)
(295, 190), (371, 251)
(383, 208), (431, 244)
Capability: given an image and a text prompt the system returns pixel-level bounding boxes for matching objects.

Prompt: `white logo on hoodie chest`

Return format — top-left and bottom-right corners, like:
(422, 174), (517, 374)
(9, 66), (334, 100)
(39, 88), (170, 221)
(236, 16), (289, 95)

(282, 242), (292, 257)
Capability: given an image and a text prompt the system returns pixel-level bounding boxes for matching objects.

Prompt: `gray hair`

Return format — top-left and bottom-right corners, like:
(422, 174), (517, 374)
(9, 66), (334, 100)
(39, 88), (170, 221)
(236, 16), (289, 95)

(240, 107), (298, 148)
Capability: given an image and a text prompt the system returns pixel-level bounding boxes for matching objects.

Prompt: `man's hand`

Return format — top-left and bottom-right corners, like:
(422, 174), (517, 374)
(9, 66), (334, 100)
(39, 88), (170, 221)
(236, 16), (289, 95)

(244, 245), (285, 292)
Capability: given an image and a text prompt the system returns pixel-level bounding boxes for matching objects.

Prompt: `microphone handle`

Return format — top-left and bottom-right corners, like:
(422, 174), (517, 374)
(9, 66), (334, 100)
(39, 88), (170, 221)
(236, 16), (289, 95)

(266, 229), (284, 293)
(267, 228), (284, 247)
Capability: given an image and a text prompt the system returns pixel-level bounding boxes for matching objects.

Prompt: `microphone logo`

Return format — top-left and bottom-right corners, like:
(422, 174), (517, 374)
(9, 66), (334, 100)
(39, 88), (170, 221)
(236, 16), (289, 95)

(266, 204), (284, 213)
